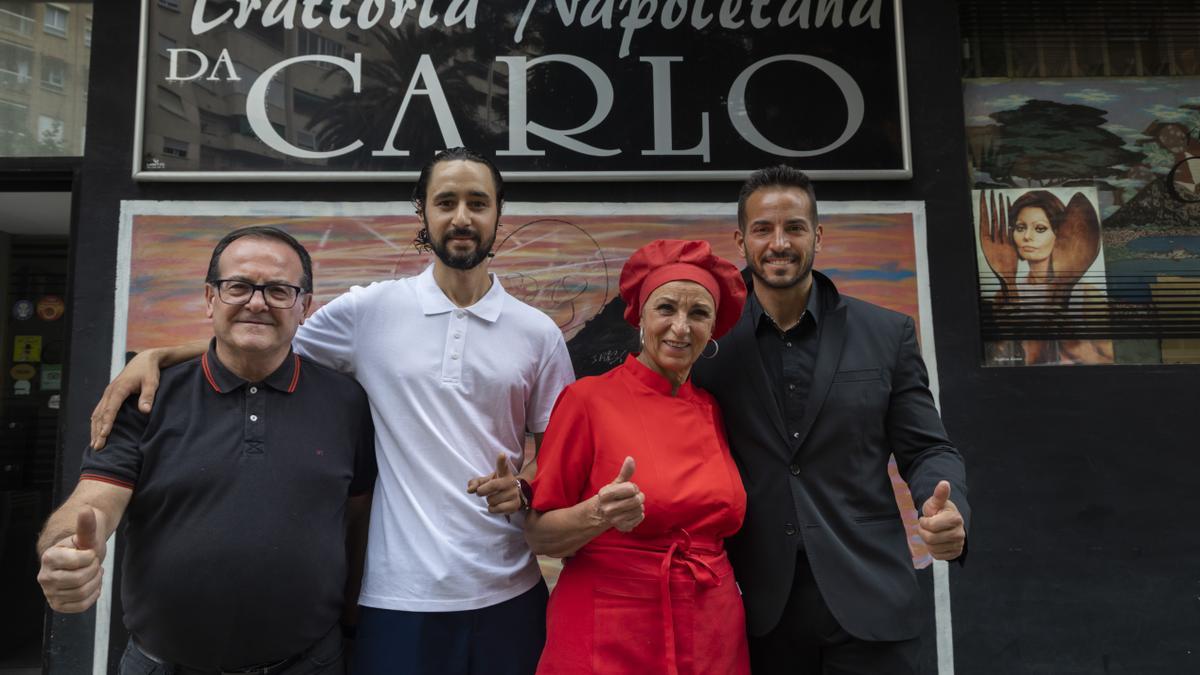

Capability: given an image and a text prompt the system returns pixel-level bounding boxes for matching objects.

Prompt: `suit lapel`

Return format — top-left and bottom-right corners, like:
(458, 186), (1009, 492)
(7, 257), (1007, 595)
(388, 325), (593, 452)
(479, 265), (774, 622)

(791, 298), (847, 457)
(728, 308), (790, 452)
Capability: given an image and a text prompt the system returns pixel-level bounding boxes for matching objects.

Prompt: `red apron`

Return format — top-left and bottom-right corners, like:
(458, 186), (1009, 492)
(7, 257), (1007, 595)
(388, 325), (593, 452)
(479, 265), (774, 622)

(537, 530), (750, 675)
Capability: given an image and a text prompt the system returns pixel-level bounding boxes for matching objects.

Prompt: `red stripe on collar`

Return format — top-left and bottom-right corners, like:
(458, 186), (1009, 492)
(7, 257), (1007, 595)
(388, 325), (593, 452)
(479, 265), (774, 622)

(287, 353), (301, 393)
(200, 352), (222, 393)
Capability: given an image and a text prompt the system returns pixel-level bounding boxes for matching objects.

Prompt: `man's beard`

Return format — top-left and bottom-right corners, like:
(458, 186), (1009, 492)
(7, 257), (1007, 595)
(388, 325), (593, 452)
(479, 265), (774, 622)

(428, 221), (498, 271)
(749, 246), (815, 290)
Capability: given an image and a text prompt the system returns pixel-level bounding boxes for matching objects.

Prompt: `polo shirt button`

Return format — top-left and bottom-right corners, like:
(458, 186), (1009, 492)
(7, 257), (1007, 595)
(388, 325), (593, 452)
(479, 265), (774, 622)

(454, 332), (462, 339)
(249, 386), (258, 394)
(250, 414), (259, 422)
(455, 310), (465, 319)
(792, 431), (800, 439)
(789, 463), (801, 476)
(450, 353), (459, 360)
(784, 523), (797, 536)
(788, 384), (795, 391)
(786, 342), (793, 347)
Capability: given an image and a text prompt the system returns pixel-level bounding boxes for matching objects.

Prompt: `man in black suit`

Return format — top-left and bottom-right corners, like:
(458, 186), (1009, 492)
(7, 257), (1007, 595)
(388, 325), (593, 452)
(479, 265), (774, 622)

(692, 166), (969, 674)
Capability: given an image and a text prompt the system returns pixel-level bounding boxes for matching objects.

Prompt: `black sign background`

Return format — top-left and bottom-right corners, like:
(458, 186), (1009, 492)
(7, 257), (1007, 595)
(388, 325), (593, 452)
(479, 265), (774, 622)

(137, 0), (909, 179)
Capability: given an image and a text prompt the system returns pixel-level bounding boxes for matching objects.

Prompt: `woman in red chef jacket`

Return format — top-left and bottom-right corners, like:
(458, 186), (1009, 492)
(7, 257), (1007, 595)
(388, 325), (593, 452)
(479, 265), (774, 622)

(526, 239), (750, 675)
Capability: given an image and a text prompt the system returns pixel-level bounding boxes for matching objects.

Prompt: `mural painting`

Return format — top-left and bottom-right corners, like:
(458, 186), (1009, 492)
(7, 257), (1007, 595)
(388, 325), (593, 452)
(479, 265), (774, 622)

(964, 77), (1200, 364)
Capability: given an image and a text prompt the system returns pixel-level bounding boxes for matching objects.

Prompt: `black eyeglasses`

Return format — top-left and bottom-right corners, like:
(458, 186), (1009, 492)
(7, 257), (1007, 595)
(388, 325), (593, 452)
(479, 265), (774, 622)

(211, 279), (307, 309)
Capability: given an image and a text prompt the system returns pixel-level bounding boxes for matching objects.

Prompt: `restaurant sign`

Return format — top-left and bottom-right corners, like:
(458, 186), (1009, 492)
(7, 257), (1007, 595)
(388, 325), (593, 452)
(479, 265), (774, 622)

(135, 0), (910, 181)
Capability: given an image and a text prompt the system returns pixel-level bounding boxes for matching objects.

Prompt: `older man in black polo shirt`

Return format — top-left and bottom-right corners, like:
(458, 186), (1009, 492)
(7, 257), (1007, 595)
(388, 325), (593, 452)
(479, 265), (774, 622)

(36, 226), (376, 674)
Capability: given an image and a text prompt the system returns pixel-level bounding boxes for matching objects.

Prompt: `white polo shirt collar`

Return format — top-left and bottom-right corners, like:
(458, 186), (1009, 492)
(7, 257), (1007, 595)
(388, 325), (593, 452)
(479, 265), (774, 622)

(414, 264), (505, 323)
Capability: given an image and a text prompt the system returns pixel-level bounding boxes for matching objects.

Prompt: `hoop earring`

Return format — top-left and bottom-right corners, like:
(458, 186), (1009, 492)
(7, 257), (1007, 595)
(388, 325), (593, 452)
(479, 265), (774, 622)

(638, 326), (644, 350)
(702, 339), (720, 359)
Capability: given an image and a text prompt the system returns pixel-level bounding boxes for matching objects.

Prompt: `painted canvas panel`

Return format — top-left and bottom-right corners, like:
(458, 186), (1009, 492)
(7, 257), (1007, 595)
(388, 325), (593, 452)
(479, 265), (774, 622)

(964, 78), (1200, 364)
(973, 187), (1114, 366)
(118, 200), (937, 568)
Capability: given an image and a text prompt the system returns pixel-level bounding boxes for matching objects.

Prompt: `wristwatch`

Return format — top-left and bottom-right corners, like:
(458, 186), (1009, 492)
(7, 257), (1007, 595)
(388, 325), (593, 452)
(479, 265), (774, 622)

(516, 478), (533, 512)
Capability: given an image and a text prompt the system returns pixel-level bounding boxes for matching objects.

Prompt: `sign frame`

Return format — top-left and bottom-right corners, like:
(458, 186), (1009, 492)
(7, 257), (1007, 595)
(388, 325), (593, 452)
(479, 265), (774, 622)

(131, 0), (912, 183)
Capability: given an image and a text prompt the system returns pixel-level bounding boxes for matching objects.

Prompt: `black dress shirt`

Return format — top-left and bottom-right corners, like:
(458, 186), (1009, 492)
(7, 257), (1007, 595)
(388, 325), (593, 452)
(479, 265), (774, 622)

(750, 280), (822, 455)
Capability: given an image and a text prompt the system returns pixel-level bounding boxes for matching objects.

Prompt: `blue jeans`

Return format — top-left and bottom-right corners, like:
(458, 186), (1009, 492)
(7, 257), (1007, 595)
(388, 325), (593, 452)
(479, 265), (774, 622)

(118, 624), (345, 675)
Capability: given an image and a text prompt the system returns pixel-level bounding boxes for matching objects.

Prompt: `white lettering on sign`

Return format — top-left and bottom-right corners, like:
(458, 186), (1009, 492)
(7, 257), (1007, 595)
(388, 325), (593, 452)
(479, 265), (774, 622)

(514, 0), (883, 56)
(496, 55), (619, 158)
(728, 54), (865, 157)
(372, 55), (464, 157)
(247, 53), (364, 159)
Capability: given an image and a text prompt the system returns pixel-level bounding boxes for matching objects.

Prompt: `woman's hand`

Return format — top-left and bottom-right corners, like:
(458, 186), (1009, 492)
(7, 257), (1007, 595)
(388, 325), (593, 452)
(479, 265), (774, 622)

(979, 190), (1018, 302)
(593, 457), (645, 533)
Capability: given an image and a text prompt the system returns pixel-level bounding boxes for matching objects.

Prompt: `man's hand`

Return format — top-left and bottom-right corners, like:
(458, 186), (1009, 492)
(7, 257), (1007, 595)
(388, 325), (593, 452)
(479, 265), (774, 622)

(37, 508), (108, 613)
(917, 481), (966, 561)
(90, 350), (164, 450)
(468, 454), (522, 515)
(593, 457), (644, 533)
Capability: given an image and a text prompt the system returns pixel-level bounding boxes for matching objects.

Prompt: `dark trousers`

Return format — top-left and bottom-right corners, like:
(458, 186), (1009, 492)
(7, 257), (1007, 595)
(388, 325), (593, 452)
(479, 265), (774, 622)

(352, 579), (548, 675)
(118, 623), (344, 675)
(749, 554), (921, 675)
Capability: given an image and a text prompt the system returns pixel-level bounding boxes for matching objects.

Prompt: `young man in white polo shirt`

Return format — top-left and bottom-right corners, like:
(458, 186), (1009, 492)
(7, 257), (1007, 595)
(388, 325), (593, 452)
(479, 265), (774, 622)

(91, 148), (576, 674)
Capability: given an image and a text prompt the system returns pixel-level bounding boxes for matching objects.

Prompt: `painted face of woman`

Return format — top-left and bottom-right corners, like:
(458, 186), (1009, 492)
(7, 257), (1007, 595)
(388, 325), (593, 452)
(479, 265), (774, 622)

(1013, 206), (1056, 263)
(638, 280), (717, 383)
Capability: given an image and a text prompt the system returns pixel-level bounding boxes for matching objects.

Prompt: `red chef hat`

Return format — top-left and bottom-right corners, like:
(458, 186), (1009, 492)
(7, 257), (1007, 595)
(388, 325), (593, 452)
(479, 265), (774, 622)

(619, 239), (747, 340)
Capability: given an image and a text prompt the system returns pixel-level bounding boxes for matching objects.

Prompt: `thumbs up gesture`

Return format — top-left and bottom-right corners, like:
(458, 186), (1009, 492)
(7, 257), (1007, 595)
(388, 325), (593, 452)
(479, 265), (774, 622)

(37, 508), (108, 613)
(467, 453), (523, 515)
(917, 481), (966, 561)
(595, 457), (644, 533)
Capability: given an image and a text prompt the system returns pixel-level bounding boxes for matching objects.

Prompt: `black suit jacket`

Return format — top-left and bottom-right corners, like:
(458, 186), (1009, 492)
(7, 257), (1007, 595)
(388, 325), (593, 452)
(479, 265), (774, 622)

(693, 270), (970, 641)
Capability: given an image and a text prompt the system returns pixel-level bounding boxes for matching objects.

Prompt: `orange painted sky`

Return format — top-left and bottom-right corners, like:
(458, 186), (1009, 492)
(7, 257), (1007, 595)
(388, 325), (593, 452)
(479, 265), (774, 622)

(127, 210), (920, 351)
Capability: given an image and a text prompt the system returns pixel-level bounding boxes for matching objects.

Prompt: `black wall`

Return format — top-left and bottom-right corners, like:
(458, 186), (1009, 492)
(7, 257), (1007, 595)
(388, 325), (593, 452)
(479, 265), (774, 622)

(51, 0), (1198, 672)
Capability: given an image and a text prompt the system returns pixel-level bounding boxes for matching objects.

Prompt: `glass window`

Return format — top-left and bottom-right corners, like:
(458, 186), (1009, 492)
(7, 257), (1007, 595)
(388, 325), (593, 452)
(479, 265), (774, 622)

(36, 113), (62, 147)
(42, 4), (66, 37)
(158, 32), (175, 57)
(0, 40), (33, 93)
(156, 85), (186, 117)
(0, 98), (29, 152)
(39, 54), (65, 92)
(298, 30), (343, 70)
(0, 2), (36, 37)
(162, 136), (188, 158)
(0, 1), (90, 156)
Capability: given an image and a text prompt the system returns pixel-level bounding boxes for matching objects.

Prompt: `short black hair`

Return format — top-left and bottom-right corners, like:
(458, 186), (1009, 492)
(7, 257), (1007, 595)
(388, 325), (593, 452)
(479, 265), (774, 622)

(411, 147), (504, 213)
(205, 226), (313, 293)
(737, 165), (818, 230)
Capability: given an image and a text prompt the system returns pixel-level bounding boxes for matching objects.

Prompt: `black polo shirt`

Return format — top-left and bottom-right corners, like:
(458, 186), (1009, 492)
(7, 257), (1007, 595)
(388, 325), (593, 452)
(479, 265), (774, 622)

(81, 340), (376, 670)
(750, 278), (822, 455)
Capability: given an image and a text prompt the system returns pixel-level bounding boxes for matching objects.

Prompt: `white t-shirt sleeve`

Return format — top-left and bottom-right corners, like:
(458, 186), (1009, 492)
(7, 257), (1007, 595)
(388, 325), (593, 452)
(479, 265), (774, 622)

(294, 287), (360, 374)
(526, 333), (575, 433)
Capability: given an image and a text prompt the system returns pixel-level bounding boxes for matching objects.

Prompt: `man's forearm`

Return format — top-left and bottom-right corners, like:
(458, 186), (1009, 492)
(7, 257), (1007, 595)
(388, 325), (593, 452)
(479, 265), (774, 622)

(153, 339), (209, 367)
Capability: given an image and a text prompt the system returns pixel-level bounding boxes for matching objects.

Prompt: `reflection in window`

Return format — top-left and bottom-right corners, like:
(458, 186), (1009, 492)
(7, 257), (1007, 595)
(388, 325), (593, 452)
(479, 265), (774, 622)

(158, 32), (175, 57)
(0, 1), (90, 156)
(298, 30), (343, 69)
(37, 113), (62, 148)
(0, 41), (33, 92)
(157, 85), (186, 118)
(43, 5), (67, 37)
(0, 2), (35, 37)
(40, 54), (65, 92)
(0, 99), (29, 151)
(162, 136), (188, 158)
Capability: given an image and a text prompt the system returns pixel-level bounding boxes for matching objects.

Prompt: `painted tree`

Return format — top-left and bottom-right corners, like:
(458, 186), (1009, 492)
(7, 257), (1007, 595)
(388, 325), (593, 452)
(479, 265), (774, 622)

(981, 100), (1144, 187)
